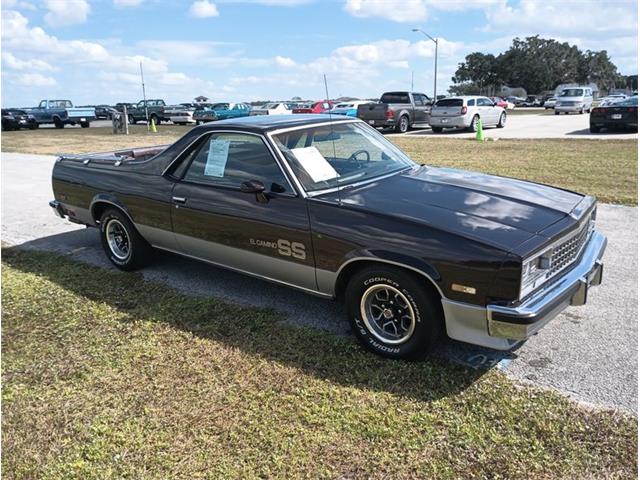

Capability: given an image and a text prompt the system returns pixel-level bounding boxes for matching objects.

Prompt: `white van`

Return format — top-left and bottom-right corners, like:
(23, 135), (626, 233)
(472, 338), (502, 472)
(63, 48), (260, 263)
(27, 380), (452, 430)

(554, 87), (594, 114)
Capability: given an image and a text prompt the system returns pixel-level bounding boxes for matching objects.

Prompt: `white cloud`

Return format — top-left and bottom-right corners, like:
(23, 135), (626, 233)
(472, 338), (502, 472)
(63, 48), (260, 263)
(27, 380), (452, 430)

(43, 0), (90, 27)
(189, 0), (220, 18)
(19, 73), (56, 86)
(3, 0), (37, 10)
(345, 0), (427, 22)
(275, 55), (296, 67)
(114, 0), (144, 6)
(2, 52), (55, 71)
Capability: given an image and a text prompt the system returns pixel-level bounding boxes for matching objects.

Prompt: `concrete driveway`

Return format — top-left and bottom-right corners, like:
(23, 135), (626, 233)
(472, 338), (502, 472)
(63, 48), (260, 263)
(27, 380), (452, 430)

(389, 110), (638, 140)
(2, 152), (637, 412)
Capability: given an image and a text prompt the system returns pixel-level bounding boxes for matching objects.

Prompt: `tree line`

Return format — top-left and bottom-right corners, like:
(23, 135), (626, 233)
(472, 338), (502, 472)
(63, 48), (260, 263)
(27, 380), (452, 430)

(449, 36), (635, 96)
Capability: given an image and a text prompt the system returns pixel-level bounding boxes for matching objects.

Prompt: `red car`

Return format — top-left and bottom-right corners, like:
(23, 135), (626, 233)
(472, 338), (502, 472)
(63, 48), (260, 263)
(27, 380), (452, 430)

(490, 97), (508, 108)
(293, 100), (334, 114)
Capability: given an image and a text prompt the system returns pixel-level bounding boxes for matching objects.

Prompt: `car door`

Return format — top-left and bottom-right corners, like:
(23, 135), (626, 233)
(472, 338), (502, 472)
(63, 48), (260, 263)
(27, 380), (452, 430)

(170, 131), (317, 291)
(478, 97), (498, 125)
(411, 94), (427, 124)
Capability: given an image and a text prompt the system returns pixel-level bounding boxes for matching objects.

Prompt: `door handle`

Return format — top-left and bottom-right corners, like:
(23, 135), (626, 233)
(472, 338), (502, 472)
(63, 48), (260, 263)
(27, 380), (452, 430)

(172, 196), (187, 204)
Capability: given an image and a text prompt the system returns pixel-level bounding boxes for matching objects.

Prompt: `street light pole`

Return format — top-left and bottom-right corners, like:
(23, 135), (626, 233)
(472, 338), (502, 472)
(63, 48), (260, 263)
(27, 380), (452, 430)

(412, 28), (438, 102)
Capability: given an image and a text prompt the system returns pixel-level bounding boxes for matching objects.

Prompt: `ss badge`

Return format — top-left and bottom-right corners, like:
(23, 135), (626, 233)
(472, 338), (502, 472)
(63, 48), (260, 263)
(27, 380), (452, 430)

(277, 239), (306, 260)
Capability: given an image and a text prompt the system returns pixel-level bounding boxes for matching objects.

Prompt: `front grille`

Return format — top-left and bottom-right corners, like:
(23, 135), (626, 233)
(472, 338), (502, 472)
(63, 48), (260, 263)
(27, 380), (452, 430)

(548, 218), (594, 277)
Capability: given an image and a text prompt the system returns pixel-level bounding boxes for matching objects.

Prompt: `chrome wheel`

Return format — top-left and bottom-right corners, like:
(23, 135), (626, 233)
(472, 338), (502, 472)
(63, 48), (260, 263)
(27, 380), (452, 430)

(360, 284), (416, 344)
(106, 219), (130, 260)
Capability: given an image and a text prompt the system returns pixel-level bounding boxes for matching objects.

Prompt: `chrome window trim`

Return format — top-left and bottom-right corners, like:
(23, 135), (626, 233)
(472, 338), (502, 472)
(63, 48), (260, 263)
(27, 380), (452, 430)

(160, 129), (300, 197)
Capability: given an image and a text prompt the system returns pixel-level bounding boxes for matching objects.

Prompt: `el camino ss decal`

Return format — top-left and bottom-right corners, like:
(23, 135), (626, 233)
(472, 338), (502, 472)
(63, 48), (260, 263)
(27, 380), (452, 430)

(250, 238), (306, 260)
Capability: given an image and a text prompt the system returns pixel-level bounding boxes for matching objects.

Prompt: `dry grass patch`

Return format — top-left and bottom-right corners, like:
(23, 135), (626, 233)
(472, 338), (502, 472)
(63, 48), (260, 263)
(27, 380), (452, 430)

(2, 248), (637, 479)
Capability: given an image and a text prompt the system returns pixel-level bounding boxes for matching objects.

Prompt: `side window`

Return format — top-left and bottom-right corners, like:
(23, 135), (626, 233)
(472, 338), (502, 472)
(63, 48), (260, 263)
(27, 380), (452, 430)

(478, 98), (490, 106)
(39, 100), (47, 108)
(413, 95), (424, 106)
(183, 133), (292, 194)
(468, 99), (476, 106)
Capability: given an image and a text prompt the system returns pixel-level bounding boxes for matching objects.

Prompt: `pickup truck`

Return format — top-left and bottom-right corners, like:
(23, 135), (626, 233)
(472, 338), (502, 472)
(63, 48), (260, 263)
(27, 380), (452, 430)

(49, 115), (606, 360)
(29, 100), (95, 128)
(357, 91), (432, 133)
(127, 99), (167, 125)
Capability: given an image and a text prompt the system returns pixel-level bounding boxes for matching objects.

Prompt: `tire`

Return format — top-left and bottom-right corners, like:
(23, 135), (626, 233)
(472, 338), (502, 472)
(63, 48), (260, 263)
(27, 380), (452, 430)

(431, 126), (443, 133)
(468, 115), (479, 132)
(196, 120), (202, 125)
(149, 114), (158, 125)
(345, 266), (442, 360)
(128, 115), (136, 125)
(555, 111), (560, 115)
(99, 208), (152, 271)
(590, 124), (601, 133)
(80, 121), (90, 128)
(395, 115), (409, 133)
(497, 112), (506, 128)
(53, 117), (64, 129)
(29, 124), (38, 130)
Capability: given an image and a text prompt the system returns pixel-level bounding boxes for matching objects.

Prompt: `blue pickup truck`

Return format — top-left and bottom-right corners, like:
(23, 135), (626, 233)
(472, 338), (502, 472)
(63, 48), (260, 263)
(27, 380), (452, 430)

(29, 100), (96, 128)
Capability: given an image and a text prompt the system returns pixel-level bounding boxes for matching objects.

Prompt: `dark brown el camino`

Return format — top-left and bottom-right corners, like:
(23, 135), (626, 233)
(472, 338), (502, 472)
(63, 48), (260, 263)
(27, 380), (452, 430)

(50, 115), (607, 359)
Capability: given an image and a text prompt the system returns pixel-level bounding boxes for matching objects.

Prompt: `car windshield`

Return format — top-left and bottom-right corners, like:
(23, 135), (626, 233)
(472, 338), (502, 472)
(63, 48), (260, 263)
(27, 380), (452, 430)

(560, 89), (584, 96)
(263, 103), (279, 109)
(272, 122), (415, 192)
(435, 99), (463, 107)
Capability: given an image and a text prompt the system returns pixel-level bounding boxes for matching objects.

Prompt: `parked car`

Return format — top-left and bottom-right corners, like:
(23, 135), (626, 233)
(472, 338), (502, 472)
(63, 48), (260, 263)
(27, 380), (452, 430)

(490, 97), (515, 110)
(429, 96), (506, 132)
(597, 94), (627, 107)
(250, 102), (293, 116)
(170, 109), (197, 125)
(29, 99), (95, 128)
(95, 105), (118, 120)
(1, 108), (38, 130)
(590, 96), (638, 132)
(325, 101), (372, 117)
(523, 95), (544, 107)
(193, 106), (218, 124)
(127, 99), (167, 125)
(292, 101), (334, 114)
(115, 102), (135, 113)
(554, 87), (594, 115)
(543, 97), (557, 109)
(507, 96), (527, 106)
(49, 115), (606, 360)
(209, 103), (252, 121)
(356, 91), (432, 133)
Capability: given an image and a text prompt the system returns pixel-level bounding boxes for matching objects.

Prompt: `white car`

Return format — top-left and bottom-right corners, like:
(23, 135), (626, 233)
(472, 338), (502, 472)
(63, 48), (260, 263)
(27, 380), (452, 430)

(429, 96), (506, 133)
(250, 102), (293, 116)
(598, 94), (627, 107)
(170, 110), (196, 125)
(543, 97), (557, 109)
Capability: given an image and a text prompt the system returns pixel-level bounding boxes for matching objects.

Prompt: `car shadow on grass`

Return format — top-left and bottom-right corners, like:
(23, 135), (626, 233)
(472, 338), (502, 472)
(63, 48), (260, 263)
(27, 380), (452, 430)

(3, 237), (519, 402)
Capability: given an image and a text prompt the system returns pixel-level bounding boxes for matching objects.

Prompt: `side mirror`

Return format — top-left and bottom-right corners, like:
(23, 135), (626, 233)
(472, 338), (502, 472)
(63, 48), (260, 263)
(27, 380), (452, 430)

(240, 180), (265, 193)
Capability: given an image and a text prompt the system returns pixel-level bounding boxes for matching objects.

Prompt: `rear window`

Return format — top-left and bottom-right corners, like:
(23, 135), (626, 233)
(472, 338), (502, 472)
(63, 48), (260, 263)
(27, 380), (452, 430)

(435, 99), (463, 107)
(617, 97), (638, 106)
(381, 93), (410, 103)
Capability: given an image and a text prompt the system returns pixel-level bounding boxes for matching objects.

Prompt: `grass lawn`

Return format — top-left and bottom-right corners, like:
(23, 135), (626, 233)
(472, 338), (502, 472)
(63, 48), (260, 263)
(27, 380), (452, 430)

(1, 125), (637, 204)
(2, 248), (637, 479)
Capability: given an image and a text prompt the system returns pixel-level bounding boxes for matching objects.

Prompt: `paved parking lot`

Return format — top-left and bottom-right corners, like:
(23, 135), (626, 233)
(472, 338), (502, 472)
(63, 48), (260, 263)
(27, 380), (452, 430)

(390, 110), (638, 140)
(2, 152), (637, 412)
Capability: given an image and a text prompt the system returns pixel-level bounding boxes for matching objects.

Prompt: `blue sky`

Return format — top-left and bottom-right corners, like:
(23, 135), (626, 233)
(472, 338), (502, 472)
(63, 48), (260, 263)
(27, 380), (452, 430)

(1, 0), (637, 107)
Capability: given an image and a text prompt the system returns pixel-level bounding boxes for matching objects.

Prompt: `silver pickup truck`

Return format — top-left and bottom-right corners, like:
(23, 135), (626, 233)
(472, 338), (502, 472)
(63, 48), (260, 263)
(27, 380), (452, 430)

(357, 91), (432, 133)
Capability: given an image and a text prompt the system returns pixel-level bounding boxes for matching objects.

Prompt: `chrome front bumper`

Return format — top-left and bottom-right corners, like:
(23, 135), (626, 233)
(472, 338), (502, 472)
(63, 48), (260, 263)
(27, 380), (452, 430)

(442, 230), (607, 350)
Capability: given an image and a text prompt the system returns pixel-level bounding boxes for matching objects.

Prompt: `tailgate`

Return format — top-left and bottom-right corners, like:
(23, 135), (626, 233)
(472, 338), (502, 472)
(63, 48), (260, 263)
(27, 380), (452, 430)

(357, 103), (387, 121)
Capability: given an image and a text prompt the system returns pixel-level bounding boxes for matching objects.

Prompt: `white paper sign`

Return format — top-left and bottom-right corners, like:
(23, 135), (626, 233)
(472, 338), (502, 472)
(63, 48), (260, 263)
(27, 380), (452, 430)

(291, 146), (339, 183)
(204, 139), (230, 177)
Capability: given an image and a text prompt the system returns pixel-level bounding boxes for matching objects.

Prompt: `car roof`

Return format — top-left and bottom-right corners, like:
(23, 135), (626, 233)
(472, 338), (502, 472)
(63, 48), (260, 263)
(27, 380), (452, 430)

(191, 114), (354, 133)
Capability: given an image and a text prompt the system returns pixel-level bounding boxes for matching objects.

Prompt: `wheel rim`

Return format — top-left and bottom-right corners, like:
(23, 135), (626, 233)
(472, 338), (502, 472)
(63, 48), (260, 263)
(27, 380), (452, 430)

(400, 118), (408, 131)
(472, 117), (478, 131)
(360, 284), (416, 345)
(106, 219), (131, 260)
(500, 113), (506, 126)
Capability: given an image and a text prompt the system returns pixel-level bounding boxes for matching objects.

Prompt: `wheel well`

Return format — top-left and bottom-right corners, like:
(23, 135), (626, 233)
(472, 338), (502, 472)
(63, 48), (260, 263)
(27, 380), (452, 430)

(334, 259), (441, 302)
(91, 201), (129, 225)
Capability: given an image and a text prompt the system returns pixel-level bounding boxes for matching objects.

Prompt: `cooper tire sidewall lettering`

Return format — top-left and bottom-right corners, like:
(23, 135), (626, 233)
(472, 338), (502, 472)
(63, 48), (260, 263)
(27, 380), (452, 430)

(361, 275), (421, 323)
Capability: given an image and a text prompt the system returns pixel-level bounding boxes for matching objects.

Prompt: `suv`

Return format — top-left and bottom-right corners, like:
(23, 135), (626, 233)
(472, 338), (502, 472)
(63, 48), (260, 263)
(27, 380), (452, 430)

(429, 96), (507, 132)
(127, 99), (167, 125)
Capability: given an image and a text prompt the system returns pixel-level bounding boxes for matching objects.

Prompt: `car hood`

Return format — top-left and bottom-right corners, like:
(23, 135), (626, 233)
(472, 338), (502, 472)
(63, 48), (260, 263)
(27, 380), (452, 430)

(316, 166), (585, 252)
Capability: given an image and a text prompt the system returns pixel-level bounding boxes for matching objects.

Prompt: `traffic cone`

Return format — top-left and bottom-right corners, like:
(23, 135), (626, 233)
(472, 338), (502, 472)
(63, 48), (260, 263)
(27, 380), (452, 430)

(475, 117), (485, 142)
(150, 117), (157, 133)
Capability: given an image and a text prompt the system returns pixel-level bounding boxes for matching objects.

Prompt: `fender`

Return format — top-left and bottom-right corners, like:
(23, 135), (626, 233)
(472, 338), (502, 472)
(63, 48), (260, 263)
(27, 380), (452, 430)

(90, 194), (135, 225)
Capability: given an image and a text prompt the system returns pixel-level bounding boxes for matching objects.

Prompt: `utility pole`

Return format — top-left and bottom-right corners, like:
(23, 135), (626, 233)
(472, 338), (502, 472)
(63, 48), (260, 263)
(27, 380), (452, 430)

(412, 28), (438, 102)
(140, 61), (149, 131)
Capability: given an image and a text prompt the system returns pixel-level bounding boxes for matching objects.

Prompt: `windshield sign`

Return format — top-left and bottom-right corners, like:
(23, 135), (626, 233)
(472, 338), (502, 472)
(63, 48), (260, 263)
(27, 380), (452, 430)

(272, 122), (415, 192)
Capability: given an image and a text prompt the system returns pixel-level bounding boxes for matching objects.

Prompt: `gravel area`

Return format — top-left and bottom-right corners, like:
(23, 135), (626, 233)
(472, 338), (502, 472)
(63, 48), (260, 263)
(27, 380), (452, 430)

(2, 152), (636, 412)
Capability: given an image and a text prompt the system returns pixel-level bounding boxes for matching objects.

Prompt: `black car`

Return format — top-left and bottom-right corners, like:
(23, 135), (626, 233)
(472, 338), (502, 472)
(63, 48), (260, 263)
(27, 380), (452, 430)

(2, 109), (38, 131)
(49, 115), (606, 360)
(590, 96), (638, 132)
(95, 105), (118, 120)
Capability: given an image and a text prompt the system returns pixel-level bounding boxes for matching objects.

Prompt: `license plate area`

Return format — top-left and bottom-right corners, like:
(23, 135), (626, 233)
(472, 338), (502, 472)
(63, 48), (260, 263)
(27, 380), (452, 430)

(368, 120), (375, 125)
(611, 113), (622, 119)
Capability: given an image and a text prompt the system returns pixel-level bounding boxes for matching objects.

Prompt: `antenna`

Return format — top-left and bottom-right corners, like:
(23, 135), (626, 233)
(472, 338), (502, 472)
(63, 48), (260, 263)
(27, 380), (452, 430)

(140, 61), (149, 131)
(323, 74), (341, 204)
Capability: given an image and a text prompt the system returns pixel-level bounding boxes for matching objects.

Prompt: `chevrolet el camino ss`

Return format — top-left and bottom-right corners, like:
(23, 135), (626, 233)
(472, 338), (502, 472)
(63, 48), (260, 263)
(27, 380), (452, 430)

(50, 115), (606, 359)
